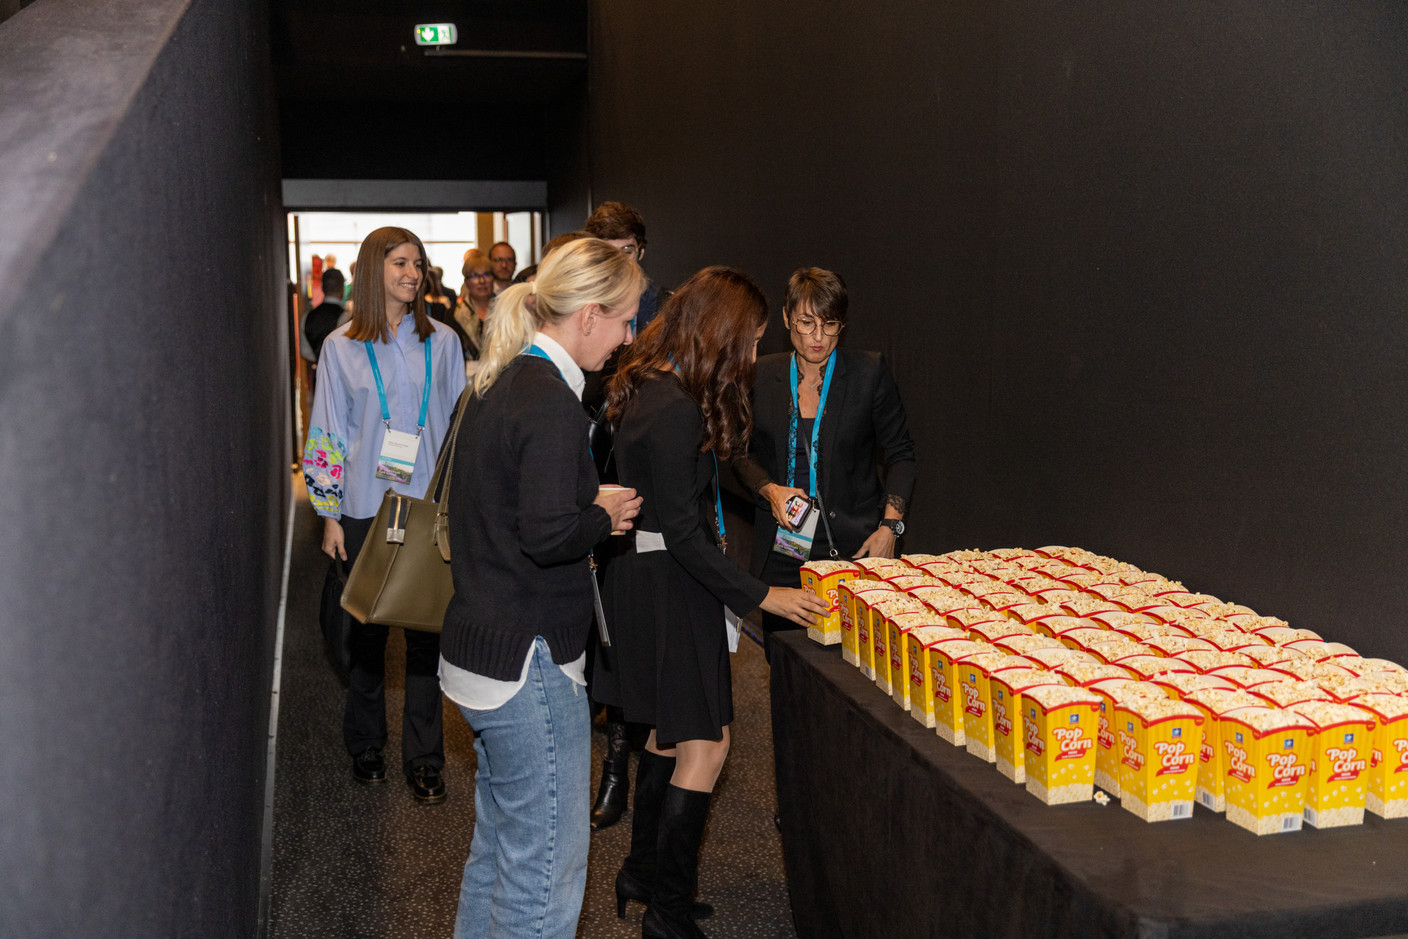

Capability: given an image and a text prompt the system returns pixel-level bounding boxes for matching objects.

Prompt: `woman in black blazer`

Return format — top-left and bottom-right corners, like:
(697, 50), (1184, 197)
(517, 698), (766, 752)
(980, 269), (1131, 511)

(732, 267), (918, 657)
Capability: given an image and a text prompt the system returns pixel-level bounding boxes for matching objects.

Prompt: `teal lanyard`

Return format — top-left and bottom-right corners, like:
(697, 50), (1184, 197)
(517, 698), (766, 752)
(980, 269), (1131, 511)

(669, 360), (726, 547)
(523, 342), (563, 377)
(786, 352), (837, 497)
(364, 338), (432, 434)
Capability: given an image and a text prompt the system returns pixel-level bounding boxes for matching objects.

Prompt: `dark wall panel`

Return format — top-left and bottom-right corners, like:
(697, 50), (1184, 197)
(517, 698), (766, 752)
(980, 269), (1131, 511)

(0, 0), (287, 934)
(588, 4), (1408, 665)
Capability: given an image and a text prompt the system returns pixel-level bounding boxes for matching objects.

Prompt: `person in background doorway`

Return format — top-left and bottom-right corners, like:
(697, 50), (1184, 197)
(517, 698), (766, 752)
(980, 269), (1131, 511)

(441, 238), (645, 939)
(596, 268), (827, 938)
(513, 264), (538, 285)
(304, 268), (346, 371)
(489, 241), (517, 294)
(302, 226), (466, 804)
(431, 266), (457, 308)
(542, 230), (589, 259)
(424, 267), (471, 364)
(586, 201), (663, 335)
(344, 261), (356, 304)
(732, 267), (917, 660)
(455, 254), (495, 358)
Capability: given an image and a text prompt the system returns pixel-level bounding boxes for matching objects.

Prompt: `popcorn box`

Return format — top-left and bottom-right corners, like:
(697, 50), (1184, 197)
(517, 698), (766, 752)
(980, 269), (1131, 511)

(1022, 684), (1103, 805)
(1177, 650), (1257, 673)
(1114, 698), (1204, 822)
(1024, 647), (1099, 671)
(1288, 701), (1376, 828)
(905, 624), (968, 728)
(1051, 625), (1114, 650)
(968, 619), (1034, 643)
(869, 595), (927, 696)
(799, 560), (860, 645)
(887, 608), (941, 711)
(1024, 614), (1090, 639)
(1355, 694), (1408, 819)
(1086, 639), (1148, 664)
(1206, 666), (1297, 689)
(1054, 662), (1135, 687)
(854, 557), (912, 580)
(1183, 689), (1270, 813)
(1116, 655), (1197, 680)
(838, 582), (894, 669)
(1087, 679), (1169, 797)
(993, 634), (1067, 656)
(930, 640), (995, 745)
(1151, 672), (1237, 701)
(961, 653), (1036, 762)
(1285, 639), (1359, 661)
(1220, 707), (1315, 835)
(1251, 681), (1331, 709)
(991, 670), (1066, 783)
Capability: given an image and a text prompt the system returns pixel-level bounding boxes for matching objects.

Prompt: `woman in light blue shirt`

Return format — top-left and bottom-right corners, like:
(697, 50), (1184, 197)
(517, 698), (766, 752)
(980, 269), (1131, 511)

(302, 226), (465, 803)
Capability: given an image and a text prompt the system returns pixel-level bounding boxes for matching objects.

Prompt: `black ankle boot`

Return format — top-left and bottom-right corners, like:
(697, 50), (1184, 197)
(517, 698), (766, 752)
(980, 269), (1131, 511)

(641, 785), (712, 939)
(614, 754), (716, 921)
(591, 719), (631, 831)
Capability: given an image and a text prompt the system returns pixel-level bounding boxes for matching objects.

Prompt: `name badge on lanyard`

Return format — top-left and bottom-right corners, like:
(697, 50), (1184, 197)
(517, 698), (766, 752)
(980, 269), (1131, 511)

(367, 339), (433, 484)
(771, 352), (836, 559)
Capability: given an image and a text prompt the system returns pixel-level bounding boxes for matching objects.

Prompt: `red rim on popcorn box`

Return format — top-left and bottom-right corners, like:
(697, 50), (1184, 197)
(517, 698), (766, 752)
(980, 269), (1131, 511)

(1003, 602), (1060, 625)
(1087, 680), (1169, 797)
(1251, 625), (1321, 644)
(852, 585), (902, 679)
(906, 585), (977, 612)
(1287, 701), (1376, 829)
(967, 619), (1034, 644)
(1176, 650), (1258, 673)
(993, 634), (1067, 657)
(1107, 622), (1187, 644)
(929, 639), (996, 745)
(1088, 610), (1166, 632)
(1351, 658), (1408, 678)
(1352, 694), (1408, 819)
(1205, 666), (1298, 689)
(960, 652), (1037, 763)
(868, 594), (927, 696)
(1114, 696), (1205, 822)
(854, 557), (911, 578)
(1022, 614), (1091, 639)
(799, 560), (860, 646)
(1219, 706), (1315, 835)
(1021, 684), (1103, 805)
(1087, 639), (1149, 665)
(1284, 639), (1359, 661)
(1144, 635), (1218, 657)
(992, 670), (1067, 783)
(882, 573), (942, 592)
(1238, 645), (1303, 668)
(1314, 674), (1400, 703)
(1151, 672), (1237, 701)
(1059, 595), (1125, 618)
(887, 609), (945, 712)
(1115, 655), (1197, 681)
(1200, 629), (1270, 653)
(1183, 688), (1271, 812)
(905, 625), (968, 729)
(1054, 661), (1135, 687)
(899, 554), (947, 567)
(1251, 681), (1332, 709)
(1023, 647), (1099, 671)
(1051, 625), (1114, 651)
(838, 581), (895, 670)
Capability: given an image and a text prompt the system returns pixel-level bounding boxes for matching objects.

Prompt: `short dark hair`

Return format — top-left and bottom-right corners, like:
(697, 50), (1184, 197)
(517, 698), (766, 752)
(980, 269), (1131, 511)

(784, 267), (848, 325)
(489, 241), (515, 259)
(585, 201), (646, 245)
(321, 268), (345, 297)
(542, 230), (589, 257)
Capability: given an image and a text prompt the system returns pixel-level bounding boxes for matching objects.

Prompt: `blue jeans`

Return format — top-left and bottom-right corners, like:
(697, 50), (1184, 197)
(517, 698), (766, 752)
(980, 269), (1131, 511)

(454, 638), (591, 939)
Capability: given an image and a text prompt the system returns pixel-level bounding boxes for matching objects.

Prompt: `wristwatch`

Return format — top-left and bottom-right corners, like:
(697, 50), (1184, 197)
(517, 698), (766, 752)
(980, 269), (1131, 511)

(880, 518), (905, 536)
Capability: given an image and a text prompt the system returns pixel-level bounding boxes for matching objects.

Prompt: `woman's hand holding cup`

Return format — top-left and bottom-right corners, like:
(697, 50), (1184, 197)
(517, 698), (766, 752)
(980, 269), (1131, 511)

(596, 484), (643, 534)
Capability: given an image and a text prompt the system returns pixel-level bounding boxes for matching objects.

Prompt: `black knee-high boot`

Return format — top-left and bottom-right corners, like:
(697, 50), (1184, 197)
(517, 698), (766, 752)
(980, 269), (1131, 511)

(616, 753), (713, 920)
(591, 713), (631, 830)
(641, 785), (712, 939)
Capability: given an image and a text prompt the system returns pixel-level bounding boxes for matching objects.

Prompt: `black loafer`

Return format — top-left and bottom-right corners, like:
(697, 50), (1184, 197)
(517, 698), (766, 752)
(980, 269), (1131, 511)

(408, 764), (446, 804)
(352, 747), (387, 784)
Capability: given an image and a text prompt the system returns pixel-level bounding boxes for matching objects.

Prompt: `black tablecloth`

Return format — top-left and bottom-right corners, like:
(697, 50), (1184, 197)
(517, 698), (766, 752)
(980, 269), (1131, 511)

(769, 631), (1408, 939)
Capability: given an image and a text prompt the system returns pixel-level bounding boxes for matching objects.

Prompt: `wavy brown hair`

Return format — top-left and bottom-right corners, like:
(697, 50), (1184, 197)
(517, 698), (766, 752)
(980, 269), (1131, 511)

(347, 227), (434, 344)
(607, 266), (768, 460)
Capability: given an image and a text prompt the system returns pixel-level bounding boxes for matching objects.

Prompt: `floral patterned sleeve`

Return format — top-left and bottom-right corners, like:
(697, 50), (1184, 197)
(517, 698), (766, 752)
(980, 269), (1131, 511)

(303, 337), (349, 518)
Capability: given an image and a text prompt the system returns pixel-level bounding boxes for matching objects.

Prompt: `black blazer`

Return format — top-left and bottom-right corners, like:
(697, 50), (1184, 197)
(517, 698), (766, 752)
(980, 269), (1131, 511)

(733, 348), (917, 578)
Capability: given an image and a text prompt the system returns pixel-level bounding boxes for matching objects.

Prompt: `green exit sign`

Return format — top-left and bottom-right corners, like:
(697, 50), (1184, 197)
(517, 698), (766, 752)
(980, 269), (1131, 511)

(414, 23), (457, 46)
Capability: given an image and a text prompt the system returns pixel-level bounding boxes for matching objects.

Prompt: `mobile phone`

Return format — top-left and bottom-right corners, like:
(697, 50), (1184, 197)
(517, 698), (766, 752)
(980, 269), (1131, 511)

(783, 494), (813, 530)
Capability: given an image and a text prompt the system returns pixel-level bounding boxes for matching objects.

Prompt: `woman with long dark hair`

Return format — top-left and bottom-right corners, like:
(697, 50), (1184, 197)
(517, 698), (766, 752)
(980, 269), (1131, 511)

(596, 267), (827, 939)
(440, 238), (645, 938)
(302, 226), (465, 801)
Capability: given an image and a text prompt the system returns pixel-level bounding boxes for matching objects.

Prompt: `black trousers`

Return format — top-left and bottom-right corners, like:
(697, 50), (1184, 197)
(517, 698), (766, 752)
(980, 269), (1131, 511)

(338, 515), (445, 773)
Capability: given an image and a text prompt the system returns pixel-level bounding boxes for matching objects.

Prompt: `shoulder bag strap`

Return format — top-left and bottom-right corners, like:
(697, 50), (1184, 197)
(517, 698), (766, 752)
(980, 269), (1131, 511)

(431, 386), (473, 559)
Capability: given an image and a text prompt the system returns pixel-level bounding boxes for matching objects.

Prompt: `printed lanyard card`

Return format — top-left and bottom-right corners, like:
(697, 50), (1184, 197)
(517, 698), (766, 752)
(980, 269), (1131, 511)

(375, 427), (421, 483)
(772, 507), (818, 560)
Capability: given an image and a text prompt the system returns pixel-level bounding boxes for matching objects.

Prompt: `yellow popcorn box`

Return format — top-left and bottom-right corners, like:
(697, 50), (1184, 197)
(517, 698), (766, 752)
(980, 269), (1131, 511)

(869, 594), (927, 696)
(1150, 672), (1237, 702)
(961, 653), (1036, 762)
(1053, 662), (1135, 687)
(1183, 689), (1269, 812)
(883, 573), (942, 591)
(1115, 655), (1197, 681)
(1021, 684), (1103, 805)
(905, 624), (968, 728)
(838, 582), (894, 670)
(1220, 707), (1315, 835)
(854, 557), (912, 580)
(991, 669), (1065, 782)
(1288, 701), (1376, 828)
(853, 585), (901, 680)
(1356, 694), (1408, 819)
(930, 640), (995, 745)
(1114, 697), (1204, 822)
(887, 608), (944, 711)
(993, 634), (1067, 657)
(799, 560), (860, 646)
(1087, 679), (1169, 797)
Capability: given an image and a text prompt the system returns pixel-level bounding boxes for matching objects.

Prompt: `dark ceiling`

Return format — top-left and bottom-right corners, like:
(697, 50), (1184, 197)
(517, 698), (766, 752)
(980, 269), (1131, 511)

(271, 1), (587, 180)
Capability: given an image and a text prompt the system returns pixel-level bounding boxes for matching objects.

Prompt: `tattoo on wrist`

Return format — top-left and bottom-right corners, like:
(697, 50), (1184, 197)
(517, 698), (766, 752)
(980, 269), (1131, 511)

(885, 494), (908, 516)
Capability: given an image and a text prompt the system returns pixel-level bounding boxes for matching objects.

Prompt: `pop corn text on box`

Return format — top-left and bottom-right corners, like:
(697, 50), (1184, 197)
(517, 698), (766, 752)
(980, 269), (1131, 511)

(869, 594), (926, 696)
(905, 625), (968, 729)
(1220, 706), (1315, 835)
(1289, 701), (1376, 829)
(799, 560), (860, 646)
(930, 640), (994, 745)
(992, 669), (1066, 783)
(838, 581), (893, 669)
(1183, 689), (1268, 813)
(1355, 694), (1408, 819)
(1115, 697), (1204, 822)
(1088, 680), (1168, 796)
(961, 653), (1036, 762)
(1022, 684), (1103, 805)
(851, 586), (899, 679)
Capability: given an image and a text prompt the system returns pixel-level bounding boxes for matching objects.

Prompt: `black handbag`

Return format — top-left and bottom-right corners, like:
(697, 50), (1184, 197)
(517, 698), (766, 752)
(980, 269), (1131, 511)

(320, 557), (353, 679)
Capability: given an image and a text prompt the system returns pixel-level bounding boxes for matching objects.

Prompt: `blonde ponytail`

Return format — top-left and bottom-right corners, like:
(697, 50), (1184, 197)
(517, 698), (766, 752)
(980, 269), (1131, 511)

(471, 238), (646, 396)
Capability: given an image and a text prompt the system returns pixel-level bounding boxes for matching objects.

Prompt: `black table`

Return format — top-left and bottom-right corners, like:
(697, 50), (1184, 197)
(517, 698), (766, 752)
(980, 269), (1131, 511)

(769, 631), (1408, 939)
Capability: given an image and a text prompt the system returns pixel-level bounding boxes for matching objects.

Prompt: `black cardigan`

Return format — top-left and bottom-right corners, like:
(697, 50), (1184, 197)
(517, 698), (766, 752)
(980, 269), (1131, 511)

(441, 356), (612, 680)
(732, 349), (917, 578)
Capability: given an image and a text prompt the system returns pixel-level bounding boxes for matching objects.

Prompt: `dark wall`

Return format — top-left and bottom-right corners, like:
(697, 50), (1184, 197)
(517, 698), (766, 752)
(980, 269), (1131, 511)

(0, 0), (287, 935)
(588, 5), (1408, 664)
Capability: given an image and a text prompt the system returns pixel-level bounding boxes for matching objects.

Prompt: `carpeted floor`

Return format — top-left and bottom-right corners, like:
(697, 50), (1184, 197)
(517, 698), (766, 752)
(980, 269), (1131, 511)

(269, 484), (798, 938)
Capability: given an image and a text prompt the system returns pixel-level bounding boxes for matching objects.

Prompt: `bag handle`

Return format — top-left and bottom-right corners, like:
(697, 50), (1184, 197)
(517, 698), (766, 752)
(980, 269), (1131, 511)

(429, 386), (472, 560)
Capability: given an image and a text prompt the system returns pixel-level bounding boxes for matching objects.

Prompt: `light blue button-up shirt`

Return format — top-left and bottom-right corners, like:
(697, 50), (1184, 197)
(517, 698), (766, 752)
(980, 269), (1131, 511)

(303, 317), (465, 519)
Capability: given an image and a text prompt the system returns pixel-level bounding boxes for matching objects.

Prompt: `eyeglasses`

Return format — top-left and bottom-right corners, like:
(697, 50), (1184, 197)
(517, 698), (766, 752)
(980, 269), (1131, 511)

(617, 243), (642, 260)
(467, 272), (494, 280)
(490, 255), (515, 265)
(791, 314), (844, 337)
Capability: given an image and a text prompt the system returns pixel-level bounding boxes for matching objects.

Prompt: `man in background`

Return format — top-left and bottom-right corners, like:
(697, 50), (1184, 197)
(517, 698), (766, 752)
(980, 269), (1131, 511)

(489, 241), (517, 294)
(585, 201), (661, 333)
(304, 268), (346, 376)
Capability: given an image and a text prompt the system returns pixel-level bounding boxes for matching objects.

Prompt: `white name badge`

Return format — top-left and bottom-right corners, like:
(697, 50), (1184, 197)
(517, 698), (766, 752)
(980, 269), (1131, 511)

(771, 508), (818, 561)
(375, 427), (421, 483)
(725, 607), (741, 654)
